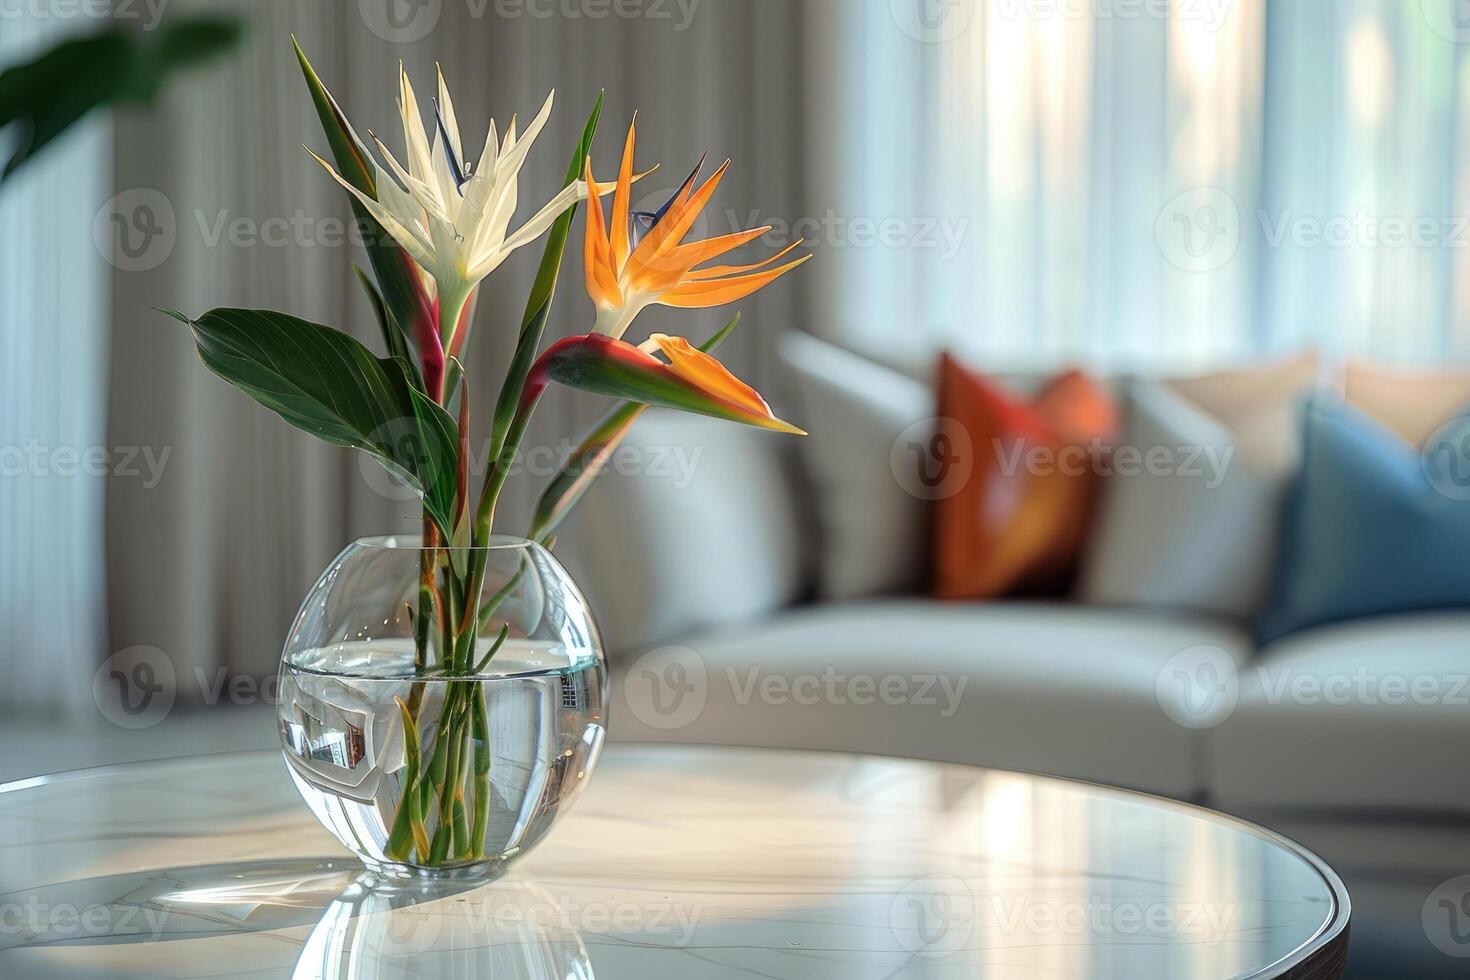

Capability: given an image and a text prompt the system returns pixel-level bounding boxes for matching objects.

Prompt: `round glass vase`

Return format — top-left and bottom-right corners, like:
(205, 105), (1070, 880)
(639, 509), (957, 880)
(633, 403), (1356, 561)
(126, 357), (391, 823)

(277, 535), (608, 880)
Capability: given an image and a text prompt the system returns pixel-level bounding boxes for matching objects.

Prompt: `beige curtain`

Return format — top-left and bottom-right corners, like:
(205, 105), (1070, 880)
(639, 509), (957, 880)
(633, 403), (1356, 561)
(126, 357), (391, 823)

(105, 0), (822, 692)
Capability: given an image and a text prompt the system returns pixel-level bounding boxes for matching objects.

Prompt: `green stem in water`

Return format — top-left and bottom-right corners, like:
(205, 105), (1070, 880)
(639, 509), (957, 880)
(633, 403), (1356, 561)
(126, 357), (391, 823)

(470, 684), (491, 857)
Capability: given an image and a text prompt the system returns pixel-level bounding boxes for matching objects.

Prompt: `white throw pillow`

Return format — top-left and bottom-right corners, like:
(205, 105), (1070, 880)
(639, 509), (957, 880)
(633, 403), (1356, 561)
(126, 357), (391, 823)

(1078, 369), (1314, 621)
(778, 332), (933, 599)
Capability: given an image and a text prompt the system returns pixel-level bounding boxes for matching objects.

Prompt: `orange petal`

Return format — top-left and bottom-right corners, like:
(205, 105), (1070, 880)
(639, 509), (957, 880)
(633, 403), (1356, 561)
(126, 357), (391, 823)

(625, 159), (730, 279)
(661, 226), (773, 274)
(686, 239), (805, 280)
(633, 229), (782, 296)
(582, 156), (621, 308)
(658, 253), (812, 309)
(609, 116), (636, 273)
(649, 333), (805, 434)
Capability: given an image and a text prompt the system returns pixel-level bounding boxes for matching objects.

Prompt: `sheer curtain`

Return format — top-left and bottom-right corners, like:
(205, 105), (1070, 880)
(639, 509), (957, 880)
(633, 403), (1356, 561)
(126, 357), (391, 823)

(0, 16), (111, 716)
(830, 0), (1468, 369)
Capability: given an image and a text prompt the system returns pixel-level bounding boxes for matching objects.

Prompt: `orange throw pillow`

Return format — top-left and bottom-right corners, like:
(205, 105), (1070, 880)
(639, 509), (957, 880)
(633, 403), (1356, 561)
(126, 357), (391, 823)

(933, 354), (1118, 599)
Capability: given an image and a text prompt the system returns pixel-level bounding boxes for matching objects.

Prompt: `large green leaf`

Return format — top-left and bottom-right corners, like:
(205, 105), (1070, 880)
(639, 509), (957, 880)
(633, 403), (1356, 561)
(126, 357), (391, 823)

(163, 307), (459, 535)
(0, 16), (243, 181)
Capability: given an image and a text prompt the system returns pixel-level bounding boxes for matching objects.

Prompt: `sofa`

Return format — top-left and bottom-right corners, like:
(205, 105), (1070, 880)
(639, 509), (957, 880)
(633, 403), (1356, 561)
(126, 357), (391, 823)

(560, 334), (1470, 819)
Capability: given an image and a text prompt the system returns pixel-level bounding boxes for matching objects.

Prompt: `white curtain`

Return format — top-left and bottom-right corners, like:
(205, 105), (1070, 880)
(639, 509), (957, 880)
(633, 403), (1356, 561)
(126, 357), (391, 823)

(0, 15), (111, 716)
(833, 0), (1468, 369)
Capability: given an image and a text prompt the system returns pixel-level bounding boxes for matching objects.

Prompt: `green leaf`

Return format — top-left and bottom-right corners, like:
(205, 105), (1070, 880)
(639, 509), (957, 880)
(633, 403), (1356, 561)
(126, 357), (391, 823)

(165, 307), (459, 535)
(354, 263), (417, 381)
(294, 38), (426, 379)
(528, 314), (741, 542)
(488, 90), (604, 458)
(0, 16), (244, 181)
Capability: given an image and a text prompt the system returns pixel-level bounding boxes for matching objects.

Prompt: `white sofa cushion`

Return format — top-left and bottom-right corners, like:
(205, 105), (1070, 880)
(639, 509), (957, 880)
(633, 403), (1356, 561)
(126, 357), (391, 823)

(777, 333), (932, 599)
(610, 599), (1252, 799)
(1078, 365), (1315, 621)
(559, 408), (807, 655)
(1210, 612), (1470, 811)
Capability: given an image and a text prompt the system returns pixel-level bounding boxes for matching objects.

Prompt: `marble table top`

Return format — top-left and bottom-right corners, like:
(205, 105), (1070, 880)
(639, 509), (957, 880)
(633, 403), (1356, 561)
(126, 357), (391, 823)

(0, 744), (1348, 979)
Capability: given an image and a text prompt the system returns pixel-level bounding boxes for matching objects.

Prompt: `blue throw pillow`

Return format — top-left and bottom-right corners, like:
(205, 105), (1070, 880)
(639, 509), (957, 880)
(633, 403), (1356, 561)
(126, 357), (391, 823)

(1258, 397), (1470, 644)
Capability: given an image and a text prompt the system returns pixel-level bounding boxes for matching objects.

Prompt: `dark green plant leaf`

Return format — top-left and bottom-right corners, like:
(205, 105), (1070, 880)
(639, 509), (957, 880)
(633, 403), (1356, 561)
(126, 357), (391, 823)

(162, 307), (458, 535)
(0, 16), (243, 181)
(354, 262), (415, 376)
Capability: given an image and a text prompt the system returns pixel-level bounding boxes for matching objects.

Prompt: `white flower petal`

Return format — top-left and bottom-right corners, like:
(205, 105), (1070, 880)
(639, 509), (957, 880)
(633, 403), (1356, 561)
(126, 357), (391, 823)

(498, 179), (584, 256)
(430, 137), (463, 223)
(308, 148), (436, 271)
(397, 65), (435, 186)
(434, 63), (465, 169)
(372, 133), (449, 225)
(495, 90), (555, 184)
